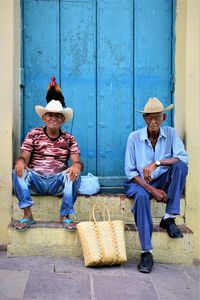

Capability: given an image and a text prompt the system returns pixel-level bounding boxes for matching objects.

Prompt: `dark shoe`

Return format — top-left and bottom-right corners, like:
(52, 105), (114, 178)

(137, 252), (154, 273)
(160, 217), (183, 238)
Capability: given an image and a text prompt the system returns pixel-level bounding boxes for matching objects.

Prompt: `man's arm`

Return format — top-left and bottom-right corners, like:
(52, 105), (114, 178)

(143, 157), (180, 183)
(15, 151), (31, 177)
(71, 154), (84, 171)
(142, 157), (180, 202)
(67, 154), (84, 181)
(125, 133), (140, 180)
(133, 175), (167, 203)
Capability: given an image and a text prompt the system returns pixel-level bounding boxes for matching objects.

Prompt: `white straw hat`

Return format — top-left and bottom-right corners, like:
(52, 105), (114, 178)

(35, 100), (73, 123)
(136, 97), (174, 113)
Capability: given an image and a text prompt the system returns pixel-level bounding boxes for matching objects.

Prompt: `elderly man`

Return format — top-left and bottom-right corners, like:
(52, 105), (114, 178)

(13, 100), (83, 232)
(124, 97), (188, 273)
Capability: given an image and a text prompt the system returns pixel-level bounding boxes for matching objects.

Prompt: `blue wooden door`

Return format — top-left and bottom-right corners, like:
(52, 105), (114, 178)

(22, 0), (175, 189)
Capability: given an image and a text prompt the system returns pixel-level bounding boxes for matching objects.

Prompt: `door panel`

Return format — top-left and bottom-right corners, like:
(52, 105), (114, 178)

(60, 0), (97, 174)
(23, 0), (60, 133)
(134, 0), (173, 129)
(97, 0), (133, 184)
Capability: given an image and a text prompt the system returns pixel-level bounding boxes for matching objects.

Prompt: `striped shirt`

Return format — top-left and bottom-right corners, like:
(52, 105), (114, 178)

(21, 127), (80, 175)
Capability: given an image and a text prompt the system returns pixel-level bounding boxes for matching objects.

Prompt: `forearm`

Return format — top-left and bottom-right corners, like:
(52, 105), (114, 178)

(15, 151), (31, 177)
(15, 151), (31, 166)
(67, 154), (83, 181)
(132, 175), (167, 203)
(143, 158), (180, 184)
(158, 157), (179, 166)
(70, 154), (84, 171)
(132, 176), (154, 194)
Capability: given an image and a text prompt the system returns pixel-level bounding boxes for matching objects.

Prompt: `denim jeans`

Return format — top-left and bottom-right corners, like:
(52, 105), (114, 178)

(124, 161), (188, 251)
(12, 169), (81, 217)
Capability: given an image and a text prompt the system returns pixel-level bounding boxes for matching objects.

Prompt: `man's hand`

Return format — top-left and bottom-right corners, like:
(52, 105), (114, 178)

(15, 159), (26, 177)
(143, 162), (157, 184)
(150, 187), (167, 203)
(15, 152), (31, 177)
(66, 163), (81, 181)
(133, 176), (167, 203)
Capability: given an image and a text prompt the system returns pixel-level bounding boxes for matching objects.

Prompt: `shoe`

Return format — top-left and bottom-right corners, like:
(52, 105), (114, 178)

(160, 217), (183, 238)
(137, 252), (154, 273)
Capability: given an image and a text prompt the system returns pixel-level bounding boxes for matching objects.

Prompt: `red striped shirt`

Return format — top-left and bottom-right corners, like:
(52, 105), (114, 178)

(21, 127), (80, 175)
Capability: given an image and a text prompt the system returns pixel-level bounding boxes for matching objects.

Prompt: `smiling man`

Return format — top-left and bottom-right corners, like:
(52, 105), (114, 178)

(13, 100), (83, 232)
(124, 97), (188, 273)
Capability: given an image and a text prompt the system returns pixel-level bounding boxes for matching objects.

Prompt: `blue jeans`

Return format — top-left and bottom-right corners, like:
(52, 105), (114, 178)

(12, 169), (81, 217)
(124, 161), (188, 251)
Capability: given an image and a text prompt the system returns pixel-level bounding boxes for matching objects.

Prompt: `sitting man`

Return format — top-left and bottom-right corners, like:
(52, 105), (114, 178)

(13, 99), (83, 232)
(124, 97), (188, 273)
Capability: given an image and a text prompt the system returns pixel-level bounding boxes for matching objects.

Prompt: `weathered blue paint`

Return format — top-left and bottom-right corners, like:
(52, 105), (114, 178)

(134, 0), (174, 129)
(22, 0), (175, 187)
(60, 0), (97, 174)
(23, 0), (60, 132)
(97, 0), (133, 185)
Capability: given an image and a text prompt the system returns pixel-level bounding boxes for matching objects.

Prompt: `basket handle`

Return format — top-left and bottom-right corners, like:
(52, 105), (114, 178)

(91, 203), (111, 223)
(92, 203), (118, 265)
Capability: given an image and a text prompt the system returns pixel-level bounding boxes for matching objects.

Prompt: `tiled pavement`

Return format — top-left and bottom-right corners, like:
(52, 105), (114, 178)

(0, 251), (199, 300)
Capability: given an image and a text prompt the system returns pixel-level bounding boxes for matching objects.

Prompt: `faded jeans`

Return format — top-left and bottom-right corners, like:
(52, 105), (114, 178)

(12, 169), (81, 217)
(124, 161), (188, 251)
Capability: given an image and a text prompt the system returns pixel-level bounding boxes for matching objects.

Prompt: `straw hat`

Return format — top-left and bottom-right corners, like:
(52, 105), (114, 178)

(136, 97), (174, 113)
(35, 100), (73, 123)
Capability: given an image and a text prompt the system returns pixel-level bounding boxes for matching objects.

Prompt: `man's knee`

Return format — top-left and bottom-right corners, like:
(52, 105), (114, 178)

(172, 161), (188, 175)
(132, 187), (150, 212)
(135, 188), (149, 200)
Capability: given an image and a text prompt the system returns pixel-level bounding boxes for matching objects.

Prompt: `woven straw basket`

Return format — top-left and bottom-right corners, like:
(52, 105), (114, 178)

(77, 203), (127, 267)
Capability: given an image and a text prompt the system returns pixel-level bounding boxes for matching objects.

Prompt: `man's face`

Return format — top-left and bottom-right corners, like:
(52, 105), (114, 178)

(42, 112), (65, 130)
(143, 112), (166, 135)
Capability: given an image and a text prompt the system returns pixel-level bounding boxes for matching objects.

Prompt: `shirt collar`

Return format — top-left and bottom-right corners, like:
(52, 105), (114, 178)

(139, 126), (166, 141)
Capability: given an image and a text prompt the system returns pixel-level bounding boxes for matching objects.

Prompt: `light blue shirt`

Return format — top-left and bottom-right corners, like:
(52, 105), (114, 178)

(125, 126), (188, 181)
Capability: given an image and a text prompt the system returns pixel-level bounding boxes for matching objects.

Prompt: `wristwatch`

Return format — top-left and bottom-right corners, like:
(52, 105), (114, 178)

(155, 160), (161, 167)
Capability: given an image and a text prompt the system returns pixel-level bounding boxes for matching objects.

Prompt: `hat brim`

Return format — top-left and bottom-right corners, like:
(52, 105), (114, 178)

(136, 104), (174, 113)
(35, 105), (73, 123)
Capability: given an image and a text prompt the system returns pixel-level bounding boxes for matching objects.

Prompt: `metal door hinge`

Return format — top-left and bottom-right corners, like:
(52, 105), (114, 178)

(20, 68), (25, 87)
(170, 74), (175, 93)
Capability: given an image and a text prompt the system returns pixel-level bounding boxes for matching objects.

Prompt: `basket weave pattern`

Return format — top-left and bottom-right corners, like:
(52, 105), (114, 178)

(77, 203), (127, 267)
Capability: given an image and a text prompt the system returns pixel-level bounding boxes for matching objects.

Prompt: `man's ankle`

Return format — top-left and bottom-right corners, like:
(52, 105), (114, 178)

(163, 213), (175, 220)
(23, 207), (33, 219)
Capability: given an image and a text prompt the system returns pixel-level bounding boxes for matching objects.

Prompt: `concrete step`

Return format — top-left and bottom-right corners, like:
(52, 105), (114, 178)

(12, 195), (186, 225)
(7, 221), (193, 265)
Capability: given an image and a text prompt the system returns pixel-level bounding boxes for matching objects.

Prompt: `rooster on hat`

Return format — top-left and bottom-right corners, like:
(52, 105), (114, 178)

(46, 76), (66, 108)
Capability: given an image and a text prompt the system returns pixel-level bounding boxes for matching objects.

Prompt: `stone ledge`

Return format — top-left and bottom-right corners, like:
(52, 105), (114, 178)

(9, 221), (193, 234)
(12, 194), (186, 224)
(7, 221), (193, 264)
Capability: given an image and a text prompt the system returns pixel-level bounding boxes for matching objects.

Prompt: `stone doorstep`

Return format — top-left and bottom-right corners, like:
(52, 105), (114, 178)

(12, 194), (186, 225)
(7, 221), (193, 265)
(9, 221), (193, 233)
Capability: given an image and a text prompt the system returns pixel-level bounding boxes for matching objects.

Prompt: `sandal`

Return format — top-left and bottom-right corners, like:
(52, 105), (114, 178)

(61, 218), (77, 232)
(15, 218), (36, 232)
